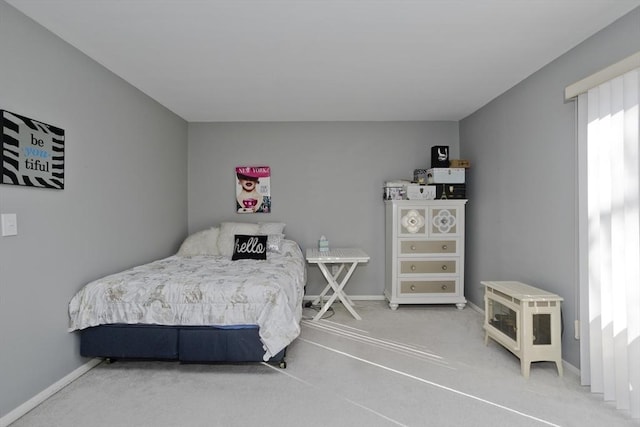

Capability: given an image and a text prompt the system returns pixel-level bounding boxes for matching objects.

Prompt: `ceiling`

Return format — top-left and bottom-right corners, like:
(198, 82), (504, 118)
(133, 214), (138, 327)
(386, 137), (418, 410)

(5, 0), (640, 122)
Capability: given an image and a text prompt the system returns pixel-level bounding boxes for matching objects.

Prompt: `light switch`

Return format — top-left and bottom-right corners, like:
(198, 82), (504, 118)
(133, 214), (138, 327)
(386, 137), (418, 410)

(1, 213), (18, 236)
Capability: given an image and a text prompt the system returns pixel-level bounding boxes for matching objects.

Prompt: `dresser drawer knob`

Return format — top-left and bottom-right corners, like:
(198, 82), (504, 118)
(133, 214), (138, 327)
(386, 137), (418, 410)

(411, 265), (416, 271)
(441, 284), (448, 290)
(411, 245), (416, 251)
(442, 244), (448, 250)
(441, 265), (447, 271)
(410, 285), (416, 291)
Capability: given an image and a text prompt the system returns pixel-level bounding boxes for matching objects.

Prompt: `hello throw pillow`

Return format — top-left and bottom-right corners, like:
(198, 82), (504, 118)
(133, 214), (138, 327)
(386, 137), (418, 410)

(231, 235), (268, 260)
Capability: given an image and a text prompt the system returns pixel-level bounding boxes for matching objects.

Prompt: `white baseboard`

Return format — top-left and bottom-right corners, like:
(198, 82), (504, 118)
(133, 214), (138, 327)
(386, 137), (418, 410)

(0, 358), (102, 427)
(467, 300), (483, 313)
(304, 294), (386, 301)
(304, 295), (487, 307)
(563, 359), (580, 376)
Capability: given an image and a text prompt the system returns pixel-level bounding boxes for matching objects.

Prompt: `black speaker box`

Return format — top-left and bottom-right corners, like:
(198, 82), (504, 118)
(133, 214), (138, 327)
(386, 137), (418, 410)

(431, 146), (449, 168)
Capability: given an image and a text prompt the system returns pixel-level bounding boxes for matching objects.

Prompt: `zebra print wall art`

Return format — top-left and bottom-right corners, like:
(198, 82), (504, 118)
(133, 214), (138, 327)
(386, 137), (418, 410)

(0, 110), (65, 189)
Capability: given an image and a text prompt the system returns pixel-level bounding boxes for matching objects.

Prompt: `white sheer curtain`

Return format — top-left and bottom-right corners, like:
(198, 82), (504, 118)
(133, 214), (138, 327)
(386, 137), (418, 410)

(577, 67), (640, 419)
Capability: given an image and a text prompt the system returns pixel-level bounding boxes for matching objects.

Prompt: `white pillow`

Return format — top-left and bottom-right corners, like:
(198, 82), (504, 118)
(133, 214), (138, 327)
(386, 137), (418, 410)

(265, 233), (285, 253)
(177, 227), (220, 256)
(217, 222), (260, 257)
(258, 222), (286, 235)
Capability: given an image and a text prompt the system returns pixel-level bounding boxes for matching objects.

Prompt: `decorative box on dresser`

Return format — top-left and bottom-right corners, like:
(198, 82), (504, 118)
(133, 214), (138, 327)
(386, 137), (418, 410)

(384, 200), (467, 310)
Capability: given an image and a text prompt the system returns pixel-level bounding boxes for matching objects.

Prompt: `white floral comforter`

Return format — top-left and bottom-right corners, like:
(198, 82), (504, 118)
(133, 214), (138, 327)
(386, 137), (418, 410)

(69, 240), (306, 361)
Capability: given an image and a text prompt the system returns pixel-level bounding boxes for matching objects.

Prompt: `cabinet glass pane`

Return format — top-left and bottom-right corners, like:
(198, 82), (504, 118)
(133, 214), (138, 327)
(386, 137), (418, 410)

(488, 299), (517, 341)
(533, 314), (551, 345)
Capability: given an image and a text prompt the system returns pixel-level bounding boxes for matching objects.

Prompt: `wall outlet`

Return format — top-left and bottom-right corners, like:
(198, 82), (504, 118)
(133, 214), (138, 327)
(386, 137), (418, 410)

(574, 320), (580, 340)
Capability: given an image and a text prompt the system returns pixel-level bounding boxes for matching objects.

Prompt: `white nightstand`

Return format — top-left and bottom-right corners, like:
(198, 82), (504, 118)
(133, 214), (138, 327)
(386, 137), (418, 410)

(306, 248), (369, 321)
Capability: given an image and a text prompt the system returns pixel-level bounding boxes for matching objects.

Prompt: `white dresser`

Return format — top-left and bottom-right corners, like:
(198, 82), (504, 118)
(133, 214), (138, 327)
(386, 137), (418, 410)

(384, 200), (467, 310)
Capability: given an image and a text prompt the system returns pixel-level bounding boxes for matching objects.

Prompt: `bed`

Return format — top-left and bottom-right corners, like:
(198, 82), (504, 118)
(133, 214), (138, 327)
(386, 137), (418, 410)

(68, 221), (306, 368)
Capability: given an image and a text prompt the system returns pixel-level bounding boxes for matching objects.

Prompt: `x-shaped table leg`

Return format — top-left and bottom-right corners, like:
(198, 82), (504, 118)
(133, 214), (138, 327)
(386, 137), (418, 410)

(312, 261), (361, 321)
(313, 264), (352, 305)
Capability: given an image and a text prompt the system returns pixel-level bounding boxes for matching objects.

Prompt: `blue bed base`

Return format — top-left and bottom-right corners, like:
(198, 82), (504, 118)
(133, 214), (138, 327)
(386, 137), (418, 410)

(79, 324), (287, 366)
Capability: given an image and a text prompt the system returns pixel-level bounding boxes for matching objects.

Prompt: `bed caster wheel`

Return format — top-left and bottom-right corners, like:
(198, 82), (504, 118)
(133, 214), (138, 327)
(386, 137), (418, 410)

(104, 358), (114, 364)
(279, 361), (287, 369)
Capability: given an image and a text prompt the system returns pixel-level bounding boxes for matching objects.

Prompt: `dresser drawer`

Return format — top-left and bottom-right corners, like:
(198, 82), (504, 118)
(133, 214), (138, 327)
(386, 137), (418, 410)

(400, 240), (457, 255)
(399, 259), (457, 274)
(400, 280), (456, 294)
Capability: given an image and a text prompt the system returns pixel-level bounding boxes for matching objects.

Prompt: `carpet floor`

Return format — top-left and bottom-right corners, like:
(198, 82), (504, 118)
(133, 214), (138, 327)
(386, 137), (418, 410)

(10, 301), (638, 426)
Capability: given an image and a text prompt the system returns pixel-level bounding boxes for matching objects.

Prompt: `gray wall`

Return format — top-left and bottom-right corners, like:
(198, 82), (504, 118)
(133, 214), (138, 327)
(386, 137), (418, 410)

(188, 121), (459, 296)
(0, 2), (188, 417)
(459, 7), (640, 369)
(3, 0), (637, 417)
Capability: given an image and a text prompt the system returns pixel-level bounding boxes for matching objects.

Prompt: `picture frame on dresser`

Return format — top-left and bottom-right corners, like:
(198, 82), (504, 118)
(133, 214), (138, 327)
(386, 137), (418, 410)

(384, 199), (467, 310)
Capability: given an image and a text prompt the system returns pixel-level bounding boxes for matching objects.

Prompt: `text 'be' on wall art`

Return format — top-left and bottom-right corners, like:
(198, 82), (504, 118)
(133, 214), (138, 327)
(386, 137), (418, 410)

(236, 166), (271, 213)
(1, 109), (65, 190)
